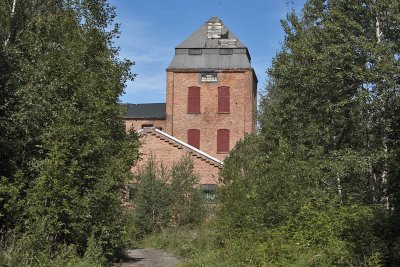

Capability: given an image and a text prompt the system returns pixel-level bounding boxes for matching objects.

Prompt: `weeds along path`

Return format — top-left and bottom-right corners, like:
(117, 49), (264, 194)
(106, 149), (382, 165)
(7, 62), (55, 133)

(122, 248), (183, 267)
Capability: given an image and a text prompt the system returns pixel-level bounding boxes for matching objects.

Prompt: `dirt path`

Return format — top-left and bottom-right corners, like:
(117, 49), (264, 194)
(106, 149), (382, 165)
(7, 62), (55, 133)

(122, 248), (183, 267)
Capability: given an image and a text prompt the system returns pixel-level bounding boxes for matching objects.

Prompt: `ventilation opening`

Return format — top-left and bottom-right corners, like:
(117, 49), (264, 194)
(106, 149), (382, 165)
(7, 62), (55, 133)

(189, 48), (202, 55)
(219, 48), (233, 55)
(142, 124), (153, 128)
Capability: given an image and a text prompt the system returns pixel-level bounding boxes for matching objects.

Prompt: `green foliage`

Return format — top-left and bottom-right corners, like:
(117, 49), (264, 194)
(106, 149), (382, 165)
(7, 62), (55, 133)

(0, 0), (139, 263)
(170, 155), (205, 227)
(131, 155), (206, 238)
(0, 232), (107, 267)
(212, 0), (400, 265)
(83, 233), (107, 266)
(133, 156), (172, 237)
(141, 225), (224, 267)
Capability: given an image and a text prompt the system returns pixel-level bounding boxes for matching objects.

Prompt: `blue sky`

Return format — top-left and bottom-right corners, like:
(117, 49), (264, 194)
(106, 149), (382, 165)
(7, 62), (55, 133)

(109, 0), (306, 104)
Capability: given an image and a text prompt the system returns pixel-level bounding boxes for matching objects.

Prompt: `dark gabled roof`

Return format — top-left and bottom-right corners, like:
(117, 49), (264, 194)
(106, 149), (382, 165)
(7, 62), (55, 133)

(167, 16), (254, 71)
(124, 103), (166, 119)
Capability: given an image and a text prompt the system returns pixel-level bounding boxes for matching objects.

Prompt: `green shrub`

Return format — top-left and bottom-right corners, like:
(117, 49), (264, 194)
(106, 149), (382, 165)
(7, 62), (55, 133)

(131, 154), (206, 238)
(0, 232), (107, 267)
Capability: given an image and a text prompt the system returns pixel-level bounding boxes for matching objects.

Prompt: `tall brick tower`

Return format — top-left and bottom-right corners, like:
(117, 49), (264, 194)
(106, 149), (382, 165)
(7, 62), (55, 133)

(165, 16), (257, 160)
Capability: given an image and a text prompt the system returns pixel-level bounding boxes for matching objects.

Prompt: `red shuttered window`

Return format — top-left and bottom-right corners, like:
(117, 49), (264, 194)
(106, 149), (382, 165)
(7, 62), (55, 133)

(188, 86), (200, 113)
(217, 129), (229, 153)
(218, 86), (230, 113)
(187, 129), (200, 149)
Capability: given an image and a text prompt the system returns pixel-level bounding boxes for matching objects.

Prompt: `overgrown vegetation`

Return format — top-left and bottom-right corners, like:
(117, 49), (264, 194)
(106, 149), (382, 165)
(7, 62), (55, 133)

(127, 155), (206, 239)
(0, 0), (138, 264)
(189, 0), (399, 265)
(139, 1), (400, 266)
(2, 0), (400, 266)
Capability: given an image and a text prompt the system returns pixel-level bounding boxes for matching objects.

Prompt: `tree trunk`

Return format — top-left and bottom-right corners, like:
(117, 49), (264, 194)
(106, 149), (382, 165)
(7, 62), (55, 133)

(3, 0), (17, 51)
(337, 172), (343, 204)
(374, 3), (389, 210)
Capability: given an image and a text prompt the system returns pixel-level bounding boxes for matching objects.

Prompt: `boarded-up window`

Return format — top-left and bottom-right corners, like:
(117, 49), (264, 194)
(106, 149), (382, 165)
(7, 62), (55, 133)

(188, 129), (200, 149)
(188, 86), (200, 113)
(218, 86), (230, 113)
(219, 48), (233, 55)
(217, 129), (229, 153)
(189, 49), (202, 55)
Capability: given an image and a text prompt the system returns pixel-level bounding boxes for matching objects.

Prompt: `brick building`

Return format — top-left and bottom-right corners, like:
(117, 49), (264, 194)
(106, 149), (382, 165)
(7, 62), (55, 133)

(124, 17), (257, 189)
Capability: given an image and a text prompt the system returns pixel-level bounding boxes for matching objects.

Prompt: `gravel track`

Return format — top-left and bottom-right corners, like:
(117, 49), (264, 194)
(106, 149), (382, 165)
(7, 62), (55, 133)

(122, 248), (183, 267)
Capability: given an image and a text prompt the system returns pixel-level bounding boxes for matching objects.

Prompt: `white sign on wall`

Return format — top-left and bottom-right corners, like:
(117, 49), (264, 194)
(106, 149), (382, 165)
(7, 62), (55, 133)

(200, 73), (218, 82)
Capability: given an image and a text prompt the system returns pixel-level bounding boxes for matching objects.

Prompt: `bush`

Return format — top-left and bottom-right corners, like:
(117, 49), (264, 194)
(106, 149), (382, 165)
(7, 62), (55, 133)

(132, 156), (172, 237)
(0, 231), (107, 267)
(131, 154), (206, 238)
(169, 155), (206, 228)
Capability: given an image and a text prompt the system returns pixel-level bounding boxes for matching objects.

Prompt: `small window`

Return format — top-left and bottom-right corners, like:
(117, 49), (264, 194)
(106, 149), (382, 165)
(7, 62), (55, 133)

(189, 49), (202, 55)
(217, 129), (229, 153)
(201, 184), (217, 203)
(218, 86), (230, 113)
(187, 129), (200, 149)
(142, 124), (153, 128)
(188, 86), (200, 113)
(219, 48), (233, 55)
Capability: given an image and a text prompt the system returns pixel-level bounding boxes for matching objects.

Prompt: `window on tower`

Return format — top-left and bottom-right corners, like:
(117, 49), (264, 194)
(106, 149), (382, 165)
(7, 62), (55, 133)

(187, 129), (200, 149)
(219, 48), (233, 55)
(188, 86), (200, 113)
(217, 129), (229, 153)
(218, 86), (230, 113)
(188, 49), (202, 55)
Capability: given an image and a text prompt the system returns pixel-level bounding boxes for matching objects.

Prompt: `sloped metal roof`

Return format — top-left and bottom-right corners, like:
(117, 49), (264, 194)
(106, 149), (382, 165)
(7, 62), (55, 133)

(168, 48), (252, 70)
(167, 16), (253, 70)
(124, 103), (166, 119)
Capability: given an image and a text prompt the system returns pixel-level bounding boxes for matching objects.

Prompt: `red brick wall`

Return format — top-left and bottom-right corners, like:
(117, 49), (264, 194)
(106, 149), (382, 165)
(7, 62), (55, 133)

(165, 69), (257, 160)
(132, 132), (220, 185)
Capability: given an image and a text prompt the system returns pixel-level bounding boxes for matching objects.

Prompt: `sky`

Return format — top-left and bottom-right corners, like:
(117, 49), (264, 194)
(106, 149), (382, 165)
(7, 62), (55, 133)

(109, 0), (307, 104)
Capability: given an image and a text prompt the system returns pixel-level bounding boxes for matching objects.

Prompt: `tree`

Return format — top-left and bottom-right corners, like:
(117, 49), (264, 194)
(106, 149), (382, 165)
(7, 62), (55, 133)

(133, 156), (172, 237)
(217, 0), (400, 264)
(132, 154), (205, 237)
(0, 0), (139, 261)
(169, 155), (205, 227)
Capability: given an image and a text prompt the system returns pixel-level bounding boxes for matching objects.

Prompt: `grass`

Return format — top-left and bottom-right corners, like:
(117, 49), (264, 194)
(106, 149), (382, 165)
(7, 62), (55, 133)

(140, 225), (229, 267)
(0, 232), (107, 267)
